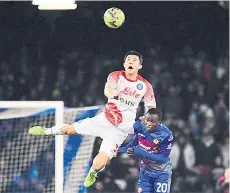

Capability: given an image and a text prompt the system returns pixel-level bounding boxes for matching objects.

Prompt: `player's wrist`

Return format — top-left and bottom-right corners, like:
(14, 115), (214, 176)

(106, 92), (115, 99)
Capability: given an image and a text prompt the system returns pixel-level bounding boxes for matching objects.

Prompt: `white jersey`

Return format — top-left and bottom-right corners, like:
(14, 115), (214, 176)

(104, 70), (156, 131)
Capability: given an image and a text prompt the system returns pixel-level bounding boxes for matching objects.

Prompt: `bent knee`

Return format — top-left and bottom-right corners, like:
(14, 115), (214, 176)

(61, 125), (77, 135)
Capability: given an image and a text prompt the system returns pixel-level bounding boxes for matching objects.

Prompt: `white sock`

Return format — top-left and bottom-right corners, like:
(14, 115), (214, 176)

(44, 124), (68, 135)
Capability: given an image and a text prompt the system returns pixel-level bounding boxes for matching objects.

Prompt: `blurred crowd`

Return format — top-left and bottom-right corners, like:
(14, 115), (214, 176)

(0, 1), (229, 193)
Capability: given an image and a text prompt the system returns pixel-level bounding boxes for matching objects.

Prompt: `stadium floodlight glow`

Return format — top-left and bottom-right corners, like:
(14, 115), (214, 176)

(32, 0), (75, 5)
(38, 3), (77, 10)
(32, 0), (77, 10)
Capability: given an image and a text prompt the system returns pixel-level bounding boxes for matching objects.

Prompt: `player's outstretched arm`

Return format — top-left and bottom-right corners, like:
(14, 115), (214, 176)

(118, 135), (138, 153)
(130, 146), (168, 163)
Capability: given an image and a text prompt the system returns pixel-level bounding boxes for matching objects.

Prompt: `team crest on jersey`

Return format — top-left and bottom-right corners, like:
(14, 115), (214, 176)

(137, 83), (143, 90)
(138, 187), (142, 193)
(153, 139), (159, 144)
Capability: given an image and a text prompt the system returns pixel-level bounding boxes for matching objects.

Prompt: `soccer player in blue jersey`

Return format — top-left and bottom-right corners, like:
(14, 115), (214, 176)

(119, 108), (173, 193)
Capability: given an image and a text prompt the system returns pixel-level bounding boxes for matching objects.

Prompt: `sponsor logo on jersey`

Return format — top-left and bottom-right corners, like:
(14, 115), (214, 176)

(120, 87), (141, 98)
(137, 83), (143, 90)
(120, 97), (135, 106)
(139, 141), (151, 150)
(153, 139), (159, 144)
(168, 135), (173, 141)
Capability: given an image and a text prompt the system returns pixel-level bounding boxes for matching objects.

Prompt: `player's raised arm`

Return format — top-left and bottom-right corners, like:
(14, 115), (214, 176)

(144, 81), (156, 109)
(104, 72), (119, 99)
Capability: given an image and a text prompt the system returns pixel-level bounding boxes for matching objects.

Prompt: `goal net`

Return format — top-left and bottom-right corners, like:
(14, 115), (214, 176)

(0, 101), (103, 193)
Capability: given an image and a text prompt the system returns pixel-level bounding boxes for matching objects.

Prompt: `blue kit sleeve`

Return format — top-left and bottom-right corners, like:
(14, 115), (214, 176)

(132, 146), (168, 163)
(118, 135), (138, 153)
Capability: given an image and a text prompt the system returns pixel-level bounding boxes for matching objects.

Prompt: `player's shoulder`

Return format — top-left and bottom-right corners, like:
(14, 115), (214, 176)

(137, 75), (151, 85)
(107, 71), (123, 82)
(133, 119), (142, 128)
(159, 124), (173, 140)
(108, 71), (123, 76)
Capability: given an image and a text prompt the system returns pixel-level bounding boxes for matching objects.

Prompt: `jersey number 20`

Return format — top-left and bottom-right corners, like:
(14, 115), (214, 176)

(156, 182), (168, 193)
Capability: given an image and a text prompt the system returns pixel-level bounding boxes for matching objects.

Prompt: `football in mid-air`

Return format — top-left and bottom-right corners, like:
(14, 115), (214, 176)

(104, 7), (125, 29)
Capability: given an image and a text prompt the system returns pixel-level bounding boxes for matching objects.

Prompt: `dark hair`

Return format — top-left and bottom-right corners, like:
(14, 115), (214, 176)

(124, 50), (143, 64)
(146, 108), (162, 121)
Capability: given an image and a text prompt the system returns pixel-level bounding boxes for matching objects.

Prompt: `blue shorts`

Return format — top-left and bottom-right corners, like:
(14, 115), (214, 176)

(138, 170), (171, 193)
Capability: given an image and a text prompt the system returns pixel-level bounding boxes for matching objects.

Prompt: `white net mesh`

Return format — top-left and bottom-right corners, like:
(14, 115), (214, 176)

(0, 106), (103, 193)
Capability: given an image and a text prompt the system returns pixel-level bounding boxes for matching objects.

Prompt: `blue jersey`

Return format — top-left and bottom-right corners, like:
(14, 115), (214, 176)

(134, 120), (173, 173)
(119, 120), (173, 173)
(119, 120), (173, 193)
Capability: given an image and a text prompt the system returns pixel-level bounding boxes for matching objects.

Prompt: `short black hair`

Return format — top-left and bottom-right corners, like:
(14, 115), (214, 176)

(124, 50), (143, 64)
(146, 108), (162, 121)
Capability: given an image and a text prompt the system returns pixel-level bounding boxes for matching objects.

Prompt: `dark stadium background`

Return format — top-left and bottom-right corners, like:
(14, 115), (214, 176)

(0, 1), (228, 193)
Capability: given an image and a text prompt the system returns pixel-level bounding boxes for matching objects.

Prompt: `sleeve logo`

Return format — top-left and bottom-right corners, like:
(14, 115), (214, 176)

(107, 76), (113, 82)
(168, 135), (173, 141)
(166, 143), (172, 149)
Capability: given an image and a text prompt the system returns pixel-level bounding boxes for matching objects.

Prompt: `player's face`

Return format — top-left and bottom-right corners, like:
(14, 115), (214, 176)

(124, 55), (142, 74)
(143, 114), (160, 132)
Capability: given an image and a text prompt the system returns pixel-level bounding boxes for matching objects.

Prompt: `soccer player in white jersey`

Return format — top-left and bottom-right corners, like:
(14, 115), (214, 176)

(29, 50), (156, 187)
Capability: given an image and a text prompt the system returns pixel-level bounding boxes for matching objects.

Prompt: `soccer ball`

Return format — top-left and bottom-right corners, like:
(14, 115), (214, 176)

(104, 7), (125, 29)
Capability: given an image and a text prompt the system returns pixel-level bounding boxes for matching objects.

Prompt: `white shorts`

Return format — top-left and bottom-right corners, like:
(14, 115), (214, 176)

(72, 112), (128, 158)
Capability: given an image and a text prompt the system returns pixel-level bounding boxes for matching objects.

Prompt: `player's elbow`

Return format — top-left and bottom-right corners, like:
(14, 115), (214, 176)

(104, 88), (108, 97)
(104, 86), (111, 98)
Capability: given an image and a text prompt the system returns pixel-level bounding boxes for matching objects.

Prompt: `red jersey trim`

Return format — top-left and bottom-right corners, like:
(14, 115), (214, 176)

(121, 71), (139, 82)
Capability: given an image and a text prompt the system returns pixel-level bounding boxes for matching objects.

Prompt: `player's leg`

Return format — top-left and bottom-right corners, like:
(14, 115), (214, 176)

(29, 124), (77, 136)
(83, 151), (110, 188)
(137, 171), (154, 193)
(84, 129), (127, 187)
(154, 173), (171, 193)
(28, 113), (103, 136)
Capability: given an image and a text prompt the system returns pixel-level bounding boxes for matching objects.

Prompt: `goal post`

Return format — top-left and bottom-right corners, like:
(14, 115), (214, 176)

(0, 101), (103, 193)
(0, 101), (64, 193)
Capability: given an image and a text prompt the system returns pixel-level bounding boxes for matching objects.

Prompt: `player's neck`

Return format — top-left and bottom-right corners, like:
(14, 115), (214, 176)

(125, 72), (138, 81)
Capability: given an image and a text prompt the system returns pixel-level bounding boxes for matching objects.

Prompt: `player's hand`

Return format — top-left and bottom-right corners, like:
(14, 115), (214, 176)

(139, 116), (145, 121)
(127, 147), (134, 155)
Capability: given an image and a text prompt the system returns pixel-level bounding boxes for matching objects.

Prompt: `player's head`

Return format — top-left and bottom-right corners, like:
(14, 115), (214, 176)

(123, 51), (143, 74)
(143, 108), (162, 132)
